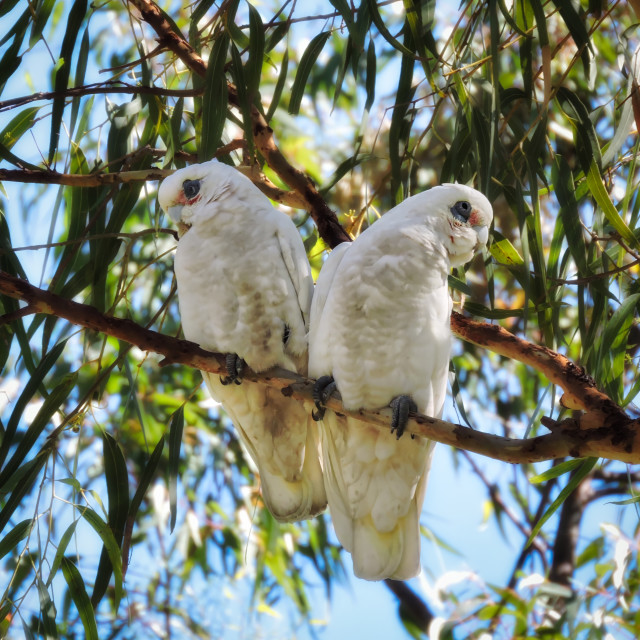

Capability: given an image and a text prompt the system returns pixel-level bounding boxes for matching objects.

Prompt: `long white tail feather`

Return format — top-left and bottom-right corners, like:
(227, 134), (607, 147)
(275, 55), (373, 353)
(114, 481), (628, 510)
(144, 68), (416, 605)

(321, 411), (434, 580)
(203, 372), (326, 521)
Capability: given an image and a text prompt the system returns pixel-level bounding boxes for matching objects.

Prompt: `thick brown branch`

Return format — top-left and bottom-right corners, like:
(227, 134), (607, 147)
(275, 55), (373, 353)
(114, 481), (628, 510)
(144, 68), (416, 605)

(0, 168), (172, 187)
(127, 0), (350, 249)
(2, 271), (640, 464)
(451, 312), (626, 421)
(548, 473), (594, 587)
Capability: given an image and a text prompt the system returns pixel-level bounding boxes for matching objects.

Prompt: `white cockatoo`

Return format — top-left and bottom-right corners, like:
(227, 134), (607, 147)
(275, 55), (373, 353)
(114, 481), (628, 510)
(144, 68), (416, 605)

(309, 183), (493, 580)
(158, 159), (326, 522)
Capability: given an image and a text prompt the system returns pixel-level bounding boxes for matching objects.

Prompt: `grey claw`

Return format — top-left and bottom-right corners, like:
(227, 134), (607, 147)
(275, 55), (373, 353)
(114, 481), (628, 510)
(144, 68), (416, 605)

(312, 375), (336, 421)
(390, 395), (417, 439)
(220, 353), (245, 385)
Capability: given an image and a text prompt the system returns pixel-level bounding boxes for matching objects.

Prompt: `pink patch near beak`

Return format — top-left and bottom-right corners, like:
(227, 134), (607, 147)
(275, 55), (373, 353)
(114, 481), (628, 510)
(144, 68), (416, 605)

(468, 209), (481, 226)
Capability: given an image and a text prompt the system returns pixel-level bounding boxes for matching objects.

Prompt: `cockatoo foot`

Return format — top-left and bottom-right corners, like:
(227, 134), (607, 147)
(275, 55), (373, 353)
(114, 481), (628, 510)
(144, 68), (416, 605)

(312, 375), (337, 421)
(220, 353), (245, 385)
(390, 395), (417, 439)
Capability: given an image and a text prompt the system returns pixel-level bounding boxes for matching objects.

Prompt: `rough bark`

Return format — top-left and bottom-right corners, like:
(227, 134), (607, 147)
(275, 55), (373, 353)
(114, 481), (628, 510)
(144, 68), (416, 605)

(2, 270), (640, 464)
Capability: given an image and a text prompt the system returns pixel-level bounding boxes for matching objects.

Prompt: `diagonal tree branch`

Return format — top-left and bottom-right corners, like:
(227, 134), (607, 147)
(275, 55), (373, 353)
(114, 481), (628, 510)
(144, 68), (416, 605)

(450, 312), (626, 421)
(126, 0), (351, 249)
(1, 270), (640, 464)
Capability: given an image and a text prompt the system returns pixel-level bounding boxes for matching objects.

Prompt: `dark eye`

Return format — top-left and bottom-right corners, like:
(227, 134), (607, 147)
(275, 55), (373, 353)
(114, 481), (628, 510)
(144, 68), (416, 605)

(183, 179), (200, 200)
(451, 200), (471, 222)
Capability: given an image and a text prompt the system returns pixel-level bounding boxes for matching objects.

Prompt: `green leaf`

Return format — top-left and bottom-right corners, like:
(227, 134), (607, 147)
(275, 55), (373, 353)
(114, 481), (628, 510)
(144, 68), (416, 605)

(364, 37), (376, 112)
(527, 458), (598, 545)
(389, 25), (416, 200)
(230, 42), (255, 156)
(48, 0), (88, 164)
(463, 302), (525, 319)
(128, 436), (165, 523)
(0, 372), (76, 492)
(320, 152), (373, 195)
(0, 339), (67, 470)
(599, 293), (640, 358)
(586, 161), (638, 248)
(37, 578), (58, 639)
(551, 0), (592, 80)
(0, 9), (28, 92)
(0, 452), (48, 534)
(70, 26), (90, 138)
(448, 274), (472, 296)
(0, 519), (32, 560)
(556, 87), (601, 172)
(60, 558), (99, 640)
(47, 520), (78, 587)
(0, 106), (41, 151)
(169, 406), (185, 533)
(366, 0), (413, 57)
(201, 31), (229, 160)
(553, 156), (588, 276)
(90, 433), (128, 608)
(265, 49), (288, 122)
(530, 458), (585, 484)
(288, 32), (331, 115)
(106, 97), (142, 170)
(608, 495), (640, 505)
(246, 3), (265, 100)
(29, 0), (56, 47)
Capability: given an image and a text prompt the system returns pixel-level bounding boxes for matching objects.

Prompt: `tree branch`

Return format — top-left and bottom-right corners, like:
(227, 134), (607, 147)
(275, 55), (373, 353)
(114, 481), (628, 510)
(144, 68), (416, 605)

(126, 0), (351, 249)
(384, 579), (434, 632)
(1, 270), (640, 464)
(0, 166), (307, 209)
(0, 81), (202, 113)
(450, 312), (625, 421)
(548, 473), (594, 586)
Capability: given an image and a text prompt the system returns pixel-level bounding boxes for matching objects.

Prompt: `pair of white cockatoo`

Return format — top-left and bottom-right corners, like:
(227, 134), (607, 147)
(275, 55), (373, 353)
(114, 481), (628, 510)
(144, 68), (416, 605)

(158, 160), (493, 581)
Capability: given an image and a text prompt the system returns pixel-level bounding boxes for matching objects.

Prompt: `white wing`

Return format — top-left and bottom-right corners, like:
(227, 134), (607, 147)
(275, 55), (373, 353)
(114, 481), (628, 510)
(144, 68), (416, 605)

(162, 161), (326, 521)
(308, 183), (491, 579)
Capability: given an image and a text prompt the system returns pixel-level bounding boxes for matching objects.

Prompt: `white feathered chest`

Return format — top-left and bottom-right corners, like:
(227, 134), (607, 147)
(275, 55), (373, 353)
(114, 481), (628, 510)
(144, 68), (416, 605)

(174, 204), (305, 373)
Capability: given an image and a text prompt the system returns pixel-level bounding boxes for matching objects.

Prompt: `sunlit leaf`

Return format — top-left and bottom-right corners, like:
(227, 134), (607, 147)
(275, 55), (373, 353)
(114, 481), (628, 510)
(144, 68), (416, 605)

(60, 558), (99, 640)
(288, 32), (331, 115)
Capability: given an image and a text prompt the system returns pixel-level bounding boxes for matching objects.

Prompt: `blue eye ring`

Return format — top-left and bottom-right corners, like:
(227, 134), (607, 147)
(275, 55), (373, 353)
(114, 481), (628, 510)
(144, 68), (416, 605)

(183, 180), (200, 199)
(451, 200), (471, 222)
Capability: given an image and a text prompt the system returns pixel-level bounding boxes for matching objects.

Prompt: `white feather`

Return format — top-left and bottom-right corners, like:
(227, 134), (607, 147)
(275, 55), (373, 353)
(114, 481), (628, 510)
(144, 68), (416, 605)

(309, 183), (493, 580)
(159, 160), (326, 521)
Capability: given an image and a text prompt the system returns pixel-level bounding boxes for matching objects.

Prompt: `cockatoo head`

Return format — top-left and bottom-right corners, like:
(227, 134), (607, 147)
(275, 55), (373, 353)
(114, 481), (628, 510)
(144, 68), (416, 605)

(158, 159), (243, 235)
(423, 183), (493, 266)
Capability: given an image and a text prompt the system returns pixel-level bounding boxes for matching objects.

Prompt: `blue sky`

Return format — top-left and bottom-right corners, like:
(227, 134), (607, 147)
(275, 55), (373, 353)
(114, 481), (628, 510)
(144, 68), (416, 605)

(1, 1), (639, 638)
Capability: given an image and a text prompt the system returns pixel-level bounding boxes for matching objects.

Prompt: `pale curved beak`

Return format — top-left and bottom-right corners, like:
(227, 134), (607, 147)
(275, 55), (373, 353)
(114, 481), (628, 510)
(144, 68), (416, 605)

(473, 225), (489, 247)
(167, 204), (183, 223)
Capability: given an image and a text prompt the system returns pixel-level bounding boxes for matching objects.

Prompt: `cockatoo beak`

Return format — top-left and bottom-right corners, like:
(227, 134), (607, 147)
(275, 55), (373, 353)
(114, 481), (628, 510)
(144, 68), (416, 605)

(473, 225), (489, 248)
(167, 204), (184, 223)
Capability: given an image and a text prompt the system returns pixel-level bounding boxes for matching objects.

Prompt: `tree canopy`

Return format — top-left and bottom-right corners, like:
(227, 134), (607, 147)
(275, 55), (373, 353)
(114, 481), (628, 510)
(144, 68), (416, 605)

(1, 0), (640, 638)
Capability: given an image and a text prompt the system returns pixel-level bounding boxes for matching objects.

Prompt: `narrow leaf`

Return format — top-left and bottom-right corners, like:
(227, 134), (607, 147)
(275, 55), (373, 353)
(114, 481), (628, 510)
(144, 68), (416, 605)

(60, 558), (99, 640)
(288, 32), (331, 115)
(586, 161), (638, 249)
(169, 406), (185, 533)
(527, 458), (598, 545)
(530, 458), (584, 484)
(0, 372), (76, 491)
(0, 519), (32, 559)
(48, 0), (88, 164)
(201, 32), (229, 160)
(37, 578), (58, 639)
